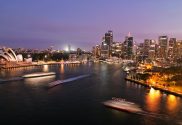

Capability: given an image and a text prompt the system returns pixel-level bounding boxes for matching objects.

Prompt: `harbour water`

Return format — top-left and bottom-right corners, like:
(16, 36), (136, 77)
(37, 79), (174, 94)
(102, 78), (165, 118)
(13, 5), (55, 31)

(0, 63), (182, 125)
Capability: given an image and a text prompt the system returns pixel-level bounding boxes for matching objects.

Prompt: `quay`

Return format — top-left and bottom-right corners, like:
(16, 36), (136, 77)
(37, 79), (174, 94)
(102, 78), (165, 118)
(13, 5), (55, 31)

(125, 77), (182, 98)
(0, 61), (81, 70)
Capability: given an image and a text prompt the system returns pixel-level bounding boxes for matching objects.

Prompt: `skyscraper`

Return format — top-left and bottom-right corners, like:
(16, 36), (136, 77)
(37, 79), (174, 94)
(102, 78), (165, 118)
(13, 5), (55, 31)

(144, 39), (150, 57)
(168, 38), (176, 58)
(104, 30), (113, 46)
(158, 36), (168, 59)
(101, 30), (113, 58)
(92, 45), (101, 58)
(143, 39), (156, 60)
(123, 33), (134, 59)
(148, 40), (156, 60)
(174, 40), (182, 60)
(111, 42), (122, 57)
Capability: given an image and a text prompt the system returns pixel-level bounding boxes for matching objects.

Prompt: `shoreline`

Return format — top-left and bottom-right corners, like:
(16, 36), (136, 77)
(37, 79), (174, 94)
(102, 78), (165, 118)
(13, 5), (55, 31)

(0, 62), (81, 70)
(125, 77), (182, 98)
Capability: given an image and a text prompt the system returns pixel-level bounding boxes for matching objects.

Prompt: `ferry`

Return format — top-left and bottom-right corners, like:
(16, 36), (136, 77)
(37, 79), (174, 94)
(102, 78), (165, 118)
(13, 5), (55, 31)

(103, 97), (143, 113)
(22, 72), (56, 78)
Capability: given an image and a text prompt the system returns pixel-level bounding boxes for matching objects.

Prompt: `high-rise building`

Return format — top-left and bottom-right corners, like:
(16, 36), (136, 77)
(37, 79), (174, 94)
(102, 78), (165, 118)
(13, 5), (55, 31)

(122, 33), (134, 59)
(174, 40), (182, 59)
(121, 40), (127, 59)
(158, 36), (168, 58)
(101, 30), (113, 58)
(168, 38), (176, 58)
(92, 45), (101, 58)
(100, 44), (109, 58)
(77, 48), (82, 56)
(104, 30), (113, 45)
(111, 42), (122, 57)
(142, 39), (156, 60)
(148, 40), (156, 60)
(136, 43), (144, 62)
(143, 39), (150, 57)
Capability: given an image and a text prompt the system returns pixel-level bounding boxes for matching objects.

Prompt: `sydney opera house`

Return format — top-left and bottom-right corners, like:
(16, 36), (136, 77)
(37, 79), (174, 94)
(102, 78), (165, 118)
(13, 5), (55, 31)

(0, 47), (21, 62)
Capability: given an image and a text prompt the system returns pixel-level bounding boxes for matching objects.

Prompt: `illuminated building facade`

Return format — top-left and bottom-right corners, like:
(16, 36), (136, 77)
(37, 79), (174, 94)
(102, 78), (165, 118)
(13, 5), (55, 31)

(174, 40), (182, 59)
(122, 33), (134, 59)
(92, 45), (101, 58)
(0, 47), (18, 62)
(168, 38), (176, 59)
(158, 36), (168, 59)
(101, 30), (113, 58)
(111, 42), (122, 57)
(148, 40), (156, 60)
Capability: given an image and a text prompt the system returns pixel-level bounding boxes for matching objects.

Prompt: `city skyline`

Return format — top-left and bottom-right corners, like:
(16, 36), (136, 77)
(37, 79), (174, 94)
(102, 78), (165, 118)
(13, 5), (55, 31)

(1, 0), (182, 50)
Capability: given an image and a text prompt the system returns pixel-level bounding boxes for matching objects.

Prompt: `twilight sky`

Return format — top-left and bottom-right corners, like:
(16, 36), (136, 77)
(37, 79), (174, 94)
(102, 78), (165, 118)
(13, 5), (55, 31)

(0, 0), (182, 50)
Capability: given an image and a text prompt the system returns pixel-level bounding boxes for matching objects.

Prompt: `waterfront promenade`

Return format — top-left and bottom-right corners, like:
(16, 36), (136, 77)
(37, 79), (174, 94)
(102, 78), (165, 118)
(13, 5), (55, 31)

(125, 75), (182, 97)
(0, 61), (81, 70)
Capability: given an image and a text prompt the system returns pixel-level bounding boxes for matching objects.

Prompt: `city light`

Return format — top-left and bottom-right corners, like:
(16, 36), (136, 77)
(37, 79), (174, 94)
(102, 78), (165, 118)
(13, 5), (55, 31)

(60, 63), (64, 74)
(1, 1), (182, 124)
(43, 64), (49, 72)
(146, 87), (161, 112)
(166, 95), (178, 113)
(64, 47), (69, 52)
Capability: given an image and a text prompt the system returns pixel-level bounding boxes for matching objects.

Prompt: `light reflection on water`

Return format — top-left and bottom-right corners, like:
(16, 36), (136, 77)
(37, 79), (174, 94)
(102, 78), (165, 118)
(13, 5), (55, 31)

(145, 88), (161, 112)
(43, 65), (49, 72)
(125, 80), (182, 122)
(0, 64), (182, 125)
(166, 95), (180, 115)
(60, 64), (64, 74)
(145, 88), (181, 116)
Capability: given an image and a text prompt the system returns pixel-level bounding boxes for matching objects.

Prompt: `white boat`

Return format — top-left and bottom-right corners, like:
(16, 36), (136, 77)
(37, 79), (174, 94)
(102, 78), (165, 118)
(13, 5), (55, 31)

(103, 97), (143, 113)
(122, 66), (136, 72)
(22, 72), (56, 78)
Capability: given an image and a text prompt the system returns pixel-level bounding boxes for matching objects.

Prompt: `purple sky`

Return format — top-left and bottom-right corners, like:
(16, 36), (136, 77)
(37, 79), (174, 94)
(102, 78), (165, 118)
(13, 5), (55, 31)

(0, 0), (182, 50)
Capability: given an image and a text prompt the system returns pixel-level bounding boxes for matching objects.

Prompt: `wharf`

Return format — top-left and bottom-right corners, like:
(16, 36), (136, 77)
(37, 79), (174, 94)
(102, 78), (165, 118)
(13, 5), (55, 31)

(0, 62), (81, 70)
(125, 77), (182, 97)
